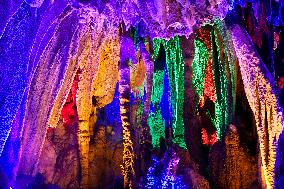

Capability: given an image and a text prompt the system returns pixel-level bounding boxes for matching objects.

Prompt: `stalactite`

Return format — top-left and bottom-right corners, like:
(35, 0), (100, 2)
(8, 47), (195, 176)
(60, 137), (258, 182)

(0, 2), (43, 157)
(75, 12), (119, 188)
(203, 58), (216, 103)
(119, 32), (136, 189)
(76, 66), (92, 189)
(92, 34), (120, 108)
(18, 8), (80, 175)
(48, 25), (91, 129)
(0, 2), (68, 174)
(129, 48), (147, 180)
(139, 41), (154, 134)
(164, 36), (186, 148)
(211, 28), (230, 139)
(191, 22), (236, 140)
(229, 23), (284, 189)
(191, 39), (209, 101)
(148, 70), (166, 148)
(192, 27), (217, 108)
(0, 0), (238, 171)
(151, 37), (186, 149)
(130, 50), (147, 92)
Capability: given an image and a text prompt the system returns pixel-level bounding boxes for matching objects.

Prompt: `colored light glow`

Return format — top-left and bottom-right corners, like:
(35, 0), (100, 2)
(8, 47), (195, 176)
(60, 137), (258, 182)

(148, 70), (166, 148)
(230, 24), (284, 189)
(119, 33), (137, 188)
(148, 110), (166, 148)
(201, 128), (209, 145)
(278, 77), (284, 89)
(60, 71), (80, 127)
(146, 151), (186, 188)
(146, 156), (159, 188)
(192, 21), (236, 141)
(161, 152), (180, 188)
(201, 128), (218, 145)
(203, 59), (216, 103)
(149, 36), (186, 149)
(164, 37), (186, 149)
(191, 39), (209, 100)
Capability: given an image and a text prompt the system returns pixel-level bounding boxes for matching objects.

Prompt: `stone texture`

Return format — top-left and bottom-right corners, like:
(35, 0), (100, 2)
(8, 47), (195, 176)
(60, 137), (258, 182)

(209, 125), (259, 189)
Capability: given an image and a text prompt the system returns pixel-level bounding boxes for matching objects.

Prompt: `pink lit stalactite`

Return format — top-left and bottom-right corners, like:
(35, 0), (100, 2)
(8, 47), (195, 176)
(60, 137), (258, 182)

(229, 24), (284, 189)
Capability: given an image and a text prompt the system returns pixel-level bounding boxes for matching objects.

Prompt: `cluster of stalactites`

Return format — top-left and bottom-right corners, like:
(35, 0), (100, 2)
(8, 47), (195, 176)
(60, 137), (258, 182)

(148, 36), (187, 149)
(191, 20), (236, 140)
(24, 0), (232, 39)
(0, 0), (256, 166)
(4, 4), (190, 185)
(15, 6), (121, 181)
(233, 0), (284, 26)
(191, 18), (284, 189)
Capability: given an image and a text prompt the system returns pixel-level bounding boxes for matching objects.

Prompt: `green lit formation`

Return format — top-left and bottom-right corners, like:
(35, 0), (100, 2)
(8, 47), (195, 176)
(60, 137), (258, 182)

(214, 19), (237, 117)
(211, 29), (229, 139)
(148, 36), (186, 149)
(148, 109), (166, 148)
(211, 22), (236, 139)
(151, 70), (165, 105)
(148, 70), (166, 148)
(163, 37), (186, 149)
(191, 20), (236, 139)
(192, 39), (209, 99)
